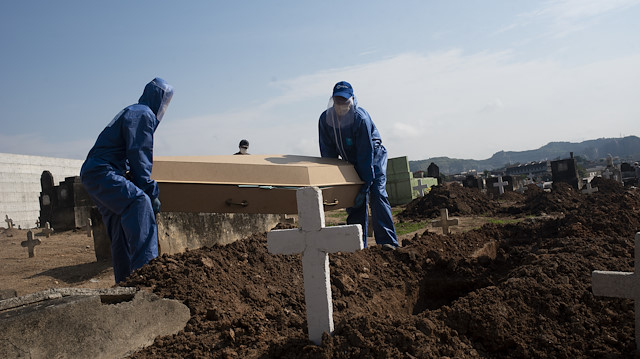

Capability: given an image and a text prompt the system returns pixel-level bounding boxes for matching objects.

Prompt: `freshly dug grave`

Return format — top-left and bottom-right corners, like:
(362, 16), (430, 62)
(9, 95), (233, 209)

(123, 182), (640, 358)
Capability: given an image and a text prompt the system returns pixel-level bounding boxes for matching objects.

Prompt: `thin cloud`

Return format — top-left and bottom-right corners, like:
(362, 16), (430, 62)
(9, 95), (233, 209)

(156, 50), (640, 161)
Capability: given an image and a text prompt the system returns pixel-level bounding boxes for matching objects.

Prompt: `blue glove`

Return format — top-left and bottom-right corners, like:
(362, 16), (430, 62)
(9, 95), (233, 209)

(152, 197), (161, 215)
(353, 190), (367, 208)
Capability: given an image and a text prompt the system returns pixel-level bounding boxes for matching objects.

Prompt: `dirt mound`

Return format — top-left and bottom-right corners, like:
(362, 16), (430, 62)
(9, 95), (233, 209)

(398, 183), (499, 221)
(122, 187), (640, 358)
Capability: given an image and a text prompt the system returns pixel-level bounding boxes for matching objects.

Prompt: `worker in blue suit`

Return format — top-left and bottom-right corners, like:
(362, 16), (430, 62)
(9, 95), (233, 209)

(318, 81), (399, 250)
(81, 77), (174, 283)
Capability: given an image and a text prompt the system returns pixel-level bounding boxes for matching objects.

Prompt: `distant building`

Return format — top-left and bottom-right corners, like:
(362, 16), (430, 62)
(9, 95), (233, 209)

(505, 161), (551, 179)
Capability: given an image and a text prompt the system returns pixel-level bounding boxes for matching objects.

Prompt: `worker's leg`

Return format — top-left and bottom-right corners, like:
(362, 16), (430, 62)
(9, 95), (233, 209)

(346, 195), (369, 247)
(120, 194), (158, 273)
(370, 146), (399, 247)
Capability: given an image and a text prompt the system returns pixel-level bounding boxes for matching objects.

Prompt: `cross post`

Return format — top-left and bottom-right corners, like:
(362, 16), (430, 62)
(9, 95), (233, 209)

(432, 208), (459, 235)
(5, 215), (14, 229)
(39, 222), (54, 238)
(493, 176), (508, 195)
(592, 232), (640, 354)
(267, 187), (363, 345)
(21, 230), (41, 258)
(581, 182), (599, 195)
(86, 218), (93, 238)
(412, 179), (430, 197)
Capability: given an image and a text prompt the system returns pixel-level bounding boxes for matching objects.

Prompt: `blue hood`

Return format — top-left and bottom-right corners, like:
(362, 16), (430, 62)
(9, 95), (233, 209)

(138, 77), (174, 122)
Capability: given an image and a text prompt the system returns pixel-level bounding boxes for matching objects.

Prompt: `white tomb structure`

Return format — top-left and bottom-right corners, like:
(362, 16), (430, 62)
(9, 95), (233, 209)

(267, 187), (363, 345)
(592, 232), (640, 354)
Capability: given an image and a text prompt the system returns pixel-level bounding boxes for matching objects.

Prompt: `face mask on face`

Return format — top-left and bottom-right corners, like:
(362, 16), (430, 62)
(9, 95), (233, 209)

(335, 103), (351, 116)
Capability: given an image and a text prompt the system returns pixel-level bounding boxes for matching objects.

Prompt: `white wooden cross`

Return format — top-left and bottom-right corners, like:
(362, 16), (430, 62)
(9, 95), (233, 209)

(267, 187), (363, 345)
(39, 222), (54, 238)
(581, 182), (599, 195)
(592, 232), (640, 355)
(493, 176), (508, 195)
(413, 179), (430, 197)
(21, 230), (41, 258)
(4, 215), (14, 229)
(432, 208), (459, 235)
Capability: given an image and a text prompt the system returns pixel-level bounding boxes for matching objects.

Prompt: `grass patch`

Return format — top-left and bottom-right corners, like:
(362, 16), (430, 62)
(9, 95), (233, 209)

(486, 218), (521, 225)
(395, 221), (430, 236)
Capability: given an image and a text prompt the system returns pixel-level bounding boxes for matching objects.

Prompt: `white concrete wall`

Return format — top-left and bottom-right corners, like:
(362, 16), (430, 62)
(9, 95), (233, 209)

(0, 153), (83, 229)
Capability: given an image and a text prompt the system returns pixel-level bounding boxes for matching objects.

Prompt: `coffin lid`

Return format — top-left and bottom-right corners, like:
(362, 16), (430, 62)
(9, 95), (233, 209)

(151, 155), (363, 187)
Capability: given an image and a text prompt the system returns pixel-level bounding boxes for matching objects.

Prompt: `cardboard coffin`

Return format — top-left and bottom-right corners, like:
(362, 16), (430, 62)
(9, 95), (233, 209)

(151, 155), (363, 214)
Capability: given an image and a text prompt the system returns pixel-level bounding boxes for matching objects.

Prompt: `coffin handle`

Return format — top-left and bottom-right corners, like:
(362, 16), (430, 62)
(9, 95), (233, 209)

(323, 199), (339, 206)
(225, 199), (249, 207)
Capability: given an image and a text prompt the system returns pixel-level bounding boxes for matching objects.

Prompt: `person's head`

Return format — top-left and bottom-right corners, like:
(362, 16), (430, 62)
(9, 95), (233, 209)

(138, 77), (174, 122)
(238, 139), (249, 154)
(331, 81), (354, 116)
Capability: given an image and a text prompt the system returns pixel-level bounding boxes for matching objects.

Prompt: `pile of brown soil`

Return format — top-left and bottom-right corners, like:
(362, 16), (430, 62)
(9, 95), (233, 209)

(398, 183), (499, 221)
(122, 185), (640, 358)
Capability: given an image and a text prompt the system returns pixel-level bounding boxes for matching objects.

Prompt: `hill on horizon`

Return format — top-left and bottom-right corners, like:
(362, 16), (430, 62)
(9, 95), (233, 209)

(410, 136), (640, 175)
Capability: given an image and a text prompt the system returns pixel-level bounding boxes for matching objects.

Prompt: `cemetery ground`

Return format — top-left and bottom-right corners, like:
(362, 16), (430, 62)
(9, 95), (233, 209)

(3, 177), (640, 358)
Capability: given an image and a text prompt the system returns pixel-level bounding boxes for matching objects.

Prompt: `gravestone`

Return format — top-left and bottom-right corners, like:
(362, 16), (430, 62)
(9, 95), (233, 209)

(267, 187), (363, 345)
(21, 230), (41, 258)
(432, 208), (459, 235)
(4, 215), (13, 229)
(39, 174), (94, 231)
(592, 232), (640, 355)
(463, 175), (484, 190)
(427, 162), (440, 184)
(493, 176), (509, 195)
(581, 182), (599, 195)
(551, 153), (580, 189)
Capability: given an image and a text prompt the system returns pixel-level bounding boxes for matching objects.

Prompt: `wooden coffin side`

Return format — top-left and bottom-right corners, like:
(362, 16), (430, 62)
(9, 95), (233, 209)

(158, 183), (359, 214)
(151, 155), (363, 187)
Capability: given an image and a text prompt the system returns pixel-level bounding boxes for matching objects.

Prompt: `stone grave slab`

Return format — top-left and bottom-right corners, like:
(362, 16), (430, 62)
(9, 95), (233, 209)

(0, 288), (190, 359)
(267, 187), (363, 345)
(151, 155), (363, 214)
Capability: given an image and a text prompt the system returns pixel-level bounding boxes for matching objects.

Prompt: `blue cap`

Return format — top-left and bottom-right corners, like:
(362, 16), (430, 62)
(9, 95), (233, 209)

(332, 81), (353, 99)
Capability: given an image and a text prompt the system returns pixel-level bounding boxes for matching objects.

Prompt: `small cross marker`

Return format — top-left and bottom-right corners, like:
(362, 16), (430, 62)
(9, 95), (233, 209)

(581, 182), (599, 195)
(413, 179), (430, 197)
(39, 222), (54, 238)
(493, 176), (509, 195)
(5, 215), (14, 229)
(592, 232), (640, 355)
(21, 230), (41, 258)
(432, 208), (459, 235)
(268, 187), (363, 345)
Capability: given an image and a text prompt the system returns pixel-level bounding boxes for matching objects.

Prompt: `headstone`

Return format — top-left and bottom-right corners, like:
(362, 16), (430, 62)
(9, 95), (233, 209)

(432, 208), (459, 235)
(39, 222), (54, 238)
(86, 218), (93, 237)
(581, 182), (599, 195)
(21, 230), (41, 258)
(35, 219), (40, 228)
(592, 232), (640, 355)
(603, 168), (612, 180)
(4, 215), (14, 229)
(412, 179), (430, 197)
(551, 154), (581, 189)
(493, 176), (509, 195)
(267, 187), (363, 345)
(427, 162), (440, 182)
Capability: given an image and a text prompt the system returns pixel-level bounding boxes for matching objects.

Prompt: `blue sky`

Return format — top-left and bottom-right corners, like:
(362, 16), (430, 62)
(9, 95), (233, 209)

(1, 0), (639, 161)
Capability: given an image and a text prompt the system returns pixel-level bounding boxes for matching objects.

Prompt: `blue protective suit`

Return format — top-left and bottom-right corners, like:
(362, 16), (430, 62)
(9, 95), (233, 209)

(319, 98), (399, 248)
(81, 78), (173, 283)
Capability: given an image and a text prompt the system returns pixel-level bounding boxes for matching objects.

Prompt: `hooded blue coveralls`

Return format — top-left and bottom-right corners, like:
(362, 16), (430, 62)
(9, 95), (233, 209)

(80, 78), (173, 283)
(318, 81), (399, 248)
